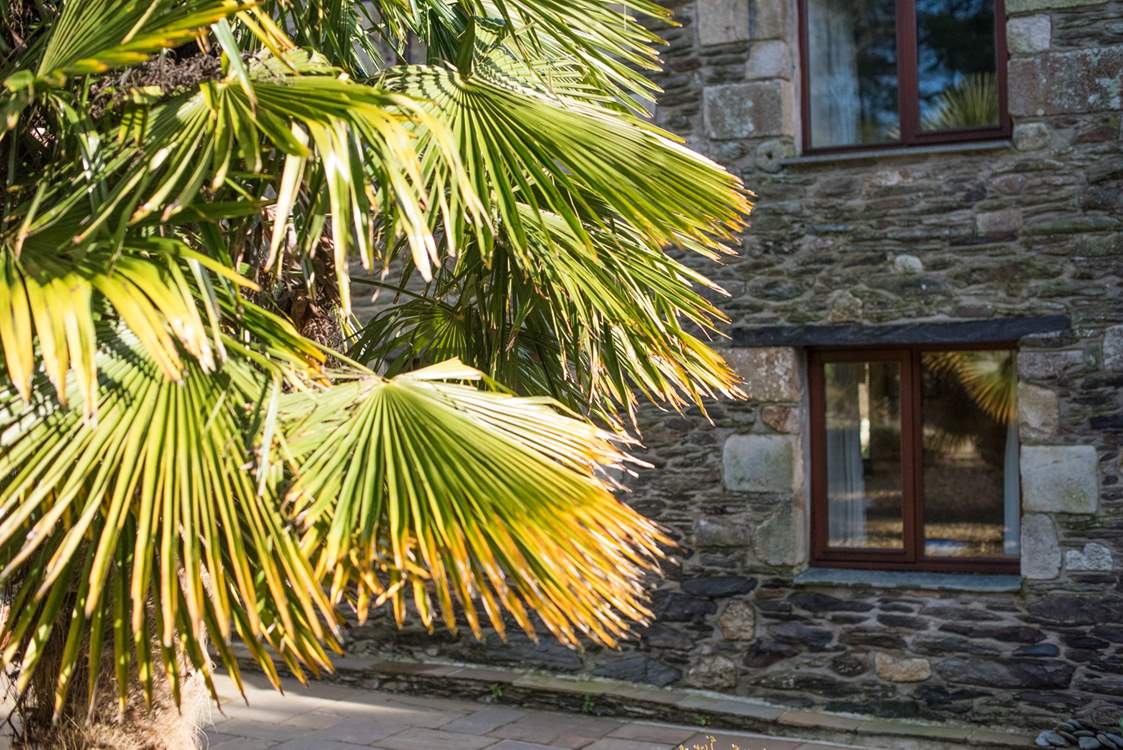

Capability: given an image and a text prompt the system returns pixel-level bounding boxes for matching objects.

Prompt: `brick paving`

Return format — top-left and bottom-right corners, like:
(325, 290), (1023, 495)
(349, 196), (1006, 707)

(204, 674), (873, 750)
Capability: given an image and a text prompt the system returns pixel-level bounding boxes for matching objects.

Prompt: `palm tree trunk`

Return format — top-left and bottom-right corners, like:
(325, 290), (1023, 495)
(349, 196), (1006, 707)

(8, 600), (211, 750)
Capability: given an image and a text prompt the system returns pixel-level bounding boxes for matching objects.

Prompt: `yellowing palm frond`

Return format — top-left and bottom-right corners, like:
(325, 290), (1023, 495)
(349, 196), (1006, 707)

(284, 360), (668, 646)
(0, 338), (338, 716)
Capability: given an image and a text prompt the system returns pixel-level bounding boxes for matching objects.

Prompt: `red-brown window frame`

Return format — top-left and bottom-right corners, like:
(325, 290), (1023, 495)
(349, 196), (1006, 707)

(797, 0), (1012, 155)
(808, 345), (1020, 573)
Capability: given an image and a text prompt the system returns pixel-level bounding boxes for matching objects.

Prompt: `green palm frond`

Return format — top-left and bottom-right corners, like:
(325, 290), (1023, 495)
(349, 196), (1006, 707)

(0, 337), (339, 714)
(283, 359), (668, 646)
(351, 204), (740, 423)
(0, 239), (253, 414)
(37, 0), (250, 79)
(383, 63), (749, 266)
(0, 0), (751, 732)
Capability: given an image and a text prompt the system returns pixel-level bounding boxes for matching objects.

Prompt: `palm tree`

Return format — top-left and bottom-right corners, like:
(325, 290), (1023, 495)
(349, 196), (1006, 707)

(0, 1), (749, 746)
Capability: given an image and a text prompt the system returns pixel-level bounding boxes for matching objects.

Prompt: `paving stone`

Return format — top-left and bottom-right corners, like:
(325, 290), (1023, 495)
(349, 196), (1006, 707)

(206, 733), (277, 750)
(607, 722), (697, 744)
(489, 742), (571, 750)
(212, 718), (314, 742)
(371, 727), (497, 750)
(683, 732), (802, 750)
(583, 739), (676, 750)
(303, 716), (412, 745)
(273, 739), (367, 750)
(443, 706), (527, 735)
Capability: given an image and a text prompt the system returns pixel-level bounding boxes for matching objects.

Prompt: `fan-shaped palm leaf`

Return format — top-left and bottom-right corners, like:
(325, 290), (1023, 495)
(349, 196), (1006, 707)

(283, 359), (668, 646)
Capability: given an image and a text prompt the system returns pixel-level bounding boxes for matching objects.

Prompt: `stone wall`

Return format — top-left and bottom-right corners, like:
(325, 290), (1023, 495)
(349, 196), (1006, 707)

(346, 0), (1123, 731)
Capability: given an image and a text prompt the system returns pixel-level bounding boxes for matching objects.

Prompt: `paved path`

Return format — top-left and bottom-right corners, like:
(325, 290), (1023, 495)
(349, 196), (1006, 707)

(205, 674), (874, 750)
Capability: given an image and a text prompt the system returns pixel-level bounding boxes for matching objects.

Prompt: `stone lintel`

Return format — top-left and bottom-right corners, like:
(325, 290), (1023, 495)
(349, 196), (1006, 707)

(732, 315), (1071, 348)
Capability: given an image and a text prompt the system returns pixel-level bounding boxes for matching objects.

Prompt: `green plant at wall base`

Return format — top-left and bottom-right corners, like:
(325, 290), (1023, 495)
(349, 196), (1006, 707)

(0, 0), (749, 745)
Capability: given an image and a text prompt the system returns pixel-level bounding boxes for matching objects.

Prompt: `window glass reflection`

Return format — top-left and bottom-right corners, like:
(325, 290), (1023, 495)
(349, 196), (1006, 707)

(917, 0), (1000, 132)
(807, 0), (899, 147)
(921, 350), (1019, 558)
(824, 361), (904, 550)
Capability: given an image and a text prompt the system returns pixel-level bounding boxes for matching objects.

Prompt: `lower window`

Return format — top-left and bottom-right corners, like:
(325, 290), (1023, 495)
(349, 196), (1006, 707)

(809, 347), (1020, 572)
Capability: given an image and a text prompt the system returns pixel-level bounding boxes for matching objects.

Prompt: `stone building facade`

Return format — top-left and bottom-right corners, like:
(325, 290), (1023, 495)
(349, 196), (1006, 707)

(350, 0), (1123, 733)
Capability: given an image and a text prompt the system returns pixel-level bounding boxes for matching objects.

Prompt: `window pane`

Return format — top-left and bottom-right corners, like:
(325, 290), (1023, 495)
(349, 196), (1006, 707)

(921, 350), (1019, 558)
(917, 0), (999, 132)
(824, 361), (904, 550)
(806, 0), (899, 148)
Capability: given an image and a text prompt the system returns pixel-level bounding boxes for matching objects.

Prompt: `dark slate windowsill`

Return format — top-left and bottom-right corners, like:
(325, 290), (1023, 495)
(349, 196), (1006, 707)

(794, 567), (1022, 593)
(782, 139), (1013, 167)
(732, 315), (1071, 348)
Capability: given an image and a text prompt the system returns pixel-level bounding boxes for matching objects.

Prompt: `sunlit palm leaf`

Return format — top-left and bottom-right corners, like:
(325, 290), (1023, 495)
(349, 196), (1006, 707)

(0, 336), (339, 716)
(37, 0), (251, 79)
(283, 359), (668, 646)
(382, 64), (749, 267)
(351, 205), (741, 423)
(0, 238), (254, 414)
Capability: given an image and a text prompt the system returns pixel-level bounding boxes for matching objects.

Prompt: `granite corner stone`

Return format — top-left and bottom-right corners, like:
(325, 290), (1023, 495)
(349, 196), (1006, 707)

(1021, 446), (1099, 515)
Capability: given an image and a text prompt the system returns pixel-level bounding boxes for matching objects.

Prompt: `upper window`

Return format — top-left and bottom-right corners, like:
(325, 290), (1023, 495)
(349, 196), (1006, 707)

(809, 347), (1020, 572)
(798, 0), (1009, 152)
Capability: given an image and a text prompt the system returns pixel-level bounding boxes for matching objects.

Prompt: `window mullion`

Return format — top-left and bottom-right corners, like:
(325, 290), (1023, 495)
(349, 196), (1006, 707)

(895, 0), (920, 144)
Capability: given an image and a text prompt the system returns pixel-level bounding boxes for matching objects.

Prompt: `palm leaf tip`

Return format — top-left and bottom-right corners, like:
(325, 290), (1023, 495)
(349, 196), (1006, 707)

(285, 359), (671, 648)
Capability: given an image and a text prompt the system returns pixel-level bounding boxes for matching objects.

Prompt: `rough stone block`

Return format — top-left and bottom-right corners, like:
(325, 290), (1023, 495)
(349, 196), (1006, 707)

(694, 517), (750, 548)
(1018, 383), (1059, 441)
(754, 500), (807, 567)
(754, 138), (793, 172)
(725, 347), (800, 401)
(1021, 446), (1100, 515)
(1018, 349), (1087, 380)
(1013, 122), (1051, 151)
(1007, 15), (1051, 54)
(892, 254), (923, 274)
(875, 653), (931, 683)
(976, 209), (1023, 236)
(723, 434), (796, 492)
(718, 600), (756, 640)
(935, 657), (1074, 689)
(697, 0), (750, 46)
(1105, 325), (1123, 371)
(747, 40), (790, 79)
(685, 654), (738, 689)
(761, 405), (800, 433)
(1021, 513), (1061, 580)
(749, 0), (789, 39)
(1065, 542), (1114, 572)
(1009, 47), (1123, 117)
(703, 81), (791, 139)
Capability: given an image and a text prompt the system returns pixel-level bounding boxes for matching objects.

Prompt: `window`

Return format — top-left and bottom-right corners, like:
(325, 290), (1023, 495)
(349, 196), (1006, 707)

(798, 0), (1009, 152)
(809, 347), (1020, 572)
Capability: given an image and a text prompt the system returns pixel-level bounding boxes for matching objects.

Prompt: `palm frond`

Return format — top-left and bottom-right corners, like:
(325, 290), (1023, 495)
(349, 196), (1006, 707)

(383, 63), (750, 267)
(0, 336), (339, 717)
(37, 0), (250, 79)
(351, 205), (741, 423)
(0, 238), (254, 414)
(283, 359), (668, 646)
